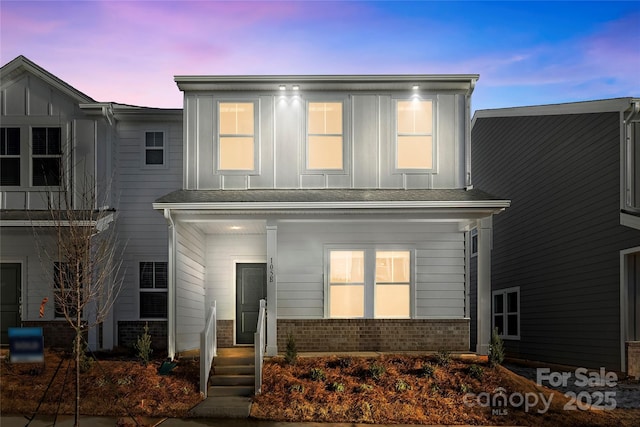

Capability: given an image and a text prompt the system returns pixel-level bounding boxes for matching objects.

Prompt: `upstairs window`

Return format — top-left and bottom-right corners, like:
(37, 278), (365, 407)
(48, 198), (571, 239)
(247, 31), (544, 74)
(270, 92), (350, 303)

(32, 127), (62, 186)
(396, 100), (433, 170)
(144, 131), (165, 166)
(218, 102), (255, 171)
(307, 102), (343, 170)
(139, 261), (168, 319)
(492, 287), (520, 340)
(1, 127), (20, 186)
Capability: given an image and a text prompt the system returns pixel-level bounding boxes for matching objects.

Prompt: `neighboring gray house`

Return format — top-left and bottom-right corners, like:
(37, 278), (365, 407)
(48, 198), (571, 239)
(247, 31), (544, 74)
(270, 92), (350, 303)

(471, 98), (640, 372)
(0, 56), (182, 350)
(1, 56), (511, 359)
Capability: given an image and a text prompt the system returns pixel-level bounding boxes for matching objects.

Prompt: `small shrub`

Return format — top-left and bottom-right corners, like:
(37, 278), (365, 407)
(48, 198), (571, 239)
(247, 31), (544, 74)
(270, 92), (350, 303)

(289, 383), (305, 393)
(468, 364), (484, 380)
(430, 382), (440, 393)
(420, 363), (435, 378)
(338, 357), (352, 369)
(357, 383), (373, 393)
(310, 367), (326, 381)
(459, 383), (470, 393)
(369, 363), (386, 380)
(134, 323), (153, 366)
(434, 350), (451, 367)
(117, 376), (133, 386)
(284, 333), (298, 365)
(328, 382), (345, 392)
(394, 379), (410, 392)
(489, 328), (505, 367)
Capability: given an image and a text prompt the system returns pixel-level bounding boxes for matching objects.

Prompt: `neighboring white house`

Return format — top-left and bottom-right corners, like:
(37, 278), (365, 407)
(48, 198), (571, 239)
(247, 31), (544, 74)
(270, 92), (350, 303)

(1, 56), (510, 358)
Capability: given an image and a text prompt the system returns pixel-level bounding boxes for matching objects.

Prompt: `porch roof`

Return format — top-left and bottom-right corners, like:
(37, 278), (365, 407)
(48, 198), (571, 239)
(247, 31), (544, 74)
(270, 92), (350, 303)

(153, 188), (510, 211)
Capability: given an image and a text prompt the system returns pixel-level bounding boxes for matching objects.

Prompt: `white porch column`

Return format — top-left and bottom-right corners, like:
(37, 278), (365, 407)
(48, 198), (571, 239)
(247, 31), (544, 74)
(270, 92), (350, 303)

(164, 209), (176, 360)
(476, 216), (493, 356)
(266, 222), (278, 356)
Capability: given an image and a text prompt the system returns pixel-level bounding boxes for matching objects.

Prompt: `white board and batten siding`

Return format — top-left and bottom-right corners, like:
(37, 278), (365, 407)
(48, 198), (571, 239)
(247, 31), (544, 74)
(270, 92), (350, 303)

(277, 222), (466, 319)
(183, 93), (468, 191)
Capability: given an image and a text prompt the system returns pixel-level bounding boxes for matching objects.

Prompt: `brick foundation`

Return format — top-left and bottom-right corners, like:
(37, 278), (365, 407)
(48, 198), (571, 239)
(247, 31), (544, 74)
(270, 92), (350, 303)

(117, 321), (167, 351)
(216, 319), (234, 348)
(626, 341), (640, 379)
(277, 319), (469, 352)
(22, 321), (85, 350)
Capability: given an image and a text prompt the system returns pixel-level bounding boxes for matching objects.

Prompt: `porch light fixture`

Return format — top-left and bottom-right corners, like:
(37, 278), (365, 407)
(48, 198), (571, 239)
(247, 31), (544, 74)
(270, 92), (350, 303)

(292, 85), (300, 91)
(279, 85), (286, 91)
(412, 85), (420, 90)
(230, 225), (242, 230)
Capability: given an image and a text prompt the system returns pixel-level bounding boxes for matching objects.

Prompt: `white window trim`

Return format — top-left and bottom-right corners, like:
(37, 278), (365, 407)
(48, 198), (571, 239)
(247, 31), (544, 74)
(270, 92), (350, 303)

(139, 261), (168, 320)
(216, 99), (260, 175)
(470, 228), (478, 258)
(303, 97), (350, 175)
(0, 127), (21, 187)
(392, 97), (437, 174)
(141, 130), (168, 169)
(30, 126), (64, 188)
(324, 245), (415, 319)
(492, 286), (520, 340)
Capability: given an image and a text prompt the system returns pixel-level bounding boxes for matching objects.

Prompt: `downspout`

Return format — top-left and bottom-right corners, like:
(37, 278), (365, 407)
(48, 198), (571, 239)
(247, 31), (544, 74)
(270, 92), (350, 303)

(465, 79), (477, 190)
(164, 208), (177, 360)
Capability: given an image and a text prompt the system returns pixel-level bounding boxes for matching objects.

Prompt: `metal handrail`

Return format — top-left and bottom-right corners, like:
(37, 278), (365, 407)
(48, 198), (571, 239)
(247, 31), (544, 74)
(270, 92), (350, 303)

(200, 301), (217, 397)
(254, 299), (267, 394)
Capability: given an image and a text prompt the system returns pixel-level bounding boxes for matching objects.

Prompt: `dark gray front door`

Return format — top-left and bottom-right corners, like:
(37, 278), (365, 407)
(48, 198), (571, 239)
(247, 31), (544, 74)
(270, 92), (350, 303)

(630, 253), (640, 341)
(236, 263), (267, 345)
(1, 263), (21, 345)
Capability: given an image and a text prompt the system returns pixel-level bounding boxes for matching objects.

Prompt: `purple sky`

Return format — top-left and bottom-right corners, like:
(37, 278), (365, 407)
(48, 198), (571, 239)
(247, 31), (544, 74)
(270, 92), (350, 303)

(1, 1), (639, 112)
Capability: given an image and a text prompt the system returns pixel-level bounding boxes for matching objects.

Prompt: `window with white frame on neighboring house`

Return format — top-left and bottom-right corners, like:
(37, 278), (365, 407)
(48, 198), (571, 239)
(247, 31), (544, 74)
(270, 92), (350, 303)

(218, 102), (256, 171)
(144, 131), (165, 166)
(470, 229), (478, 257)
(327, 249), (411, 319)
(1, 127), (20, 186)
(53, 262), (82, 319)
(32, 127), (62, 186)
(492, 287), (520, 339)
(139, 262), (168, 319)
(307, 101), (344, 170)
(395, 99), (434, 170)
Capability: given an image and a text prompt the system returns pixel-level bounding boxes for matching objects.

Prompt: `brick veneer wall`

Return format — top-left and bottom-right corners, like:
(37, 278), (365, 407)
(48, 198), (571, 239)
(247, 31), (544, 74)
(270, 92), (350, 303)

(216, 320), (234, 348)
(277, 319), (469, 352)
(118, 321), (167, 351)
(627, 341), (640, 379)
(22, 321), (84, 350)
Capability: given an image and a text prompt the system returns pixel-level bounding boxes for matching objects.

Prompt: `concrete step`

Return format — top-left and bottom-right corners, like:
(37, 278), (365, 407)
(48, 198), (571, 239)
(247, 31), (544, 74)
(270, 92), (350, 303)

(211, 374), (255, 386)
(214, 356), (254, 366)
(208, 385), (254, 397)
(214, 364), (255, 375)
(188, 396), (252, 418)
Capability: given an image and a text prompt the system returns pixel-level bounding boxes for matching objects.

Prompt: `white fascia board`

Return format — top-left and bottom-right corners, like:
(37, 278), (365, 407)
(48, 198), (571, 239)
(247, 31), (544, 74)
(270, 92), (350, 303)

(472, 97), (635, 125)
(153, 200), (511, 211)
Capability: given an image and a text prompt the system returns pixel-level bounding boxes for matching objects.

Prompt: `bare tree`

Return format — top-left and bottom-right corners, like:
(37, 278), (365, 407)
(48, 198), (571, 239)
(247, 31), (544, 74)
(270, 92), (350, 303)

(33, 158), (123, 426)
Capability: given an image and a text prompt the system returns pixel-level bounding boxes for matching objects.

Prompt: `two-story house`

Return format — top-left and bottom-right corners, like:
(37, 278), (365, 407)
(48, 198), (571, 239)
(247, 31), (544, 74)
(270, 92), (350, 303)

(0, 56), (182, 350)
(153, 75), (510, 358)
(471, 98), (640, 373)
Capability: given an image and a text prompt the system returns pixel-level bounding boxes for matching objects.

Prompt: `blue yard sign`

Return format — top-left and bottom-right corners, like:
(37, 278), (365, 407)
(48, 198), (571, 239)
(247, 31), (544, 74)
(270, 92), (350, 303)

(8, 327), (44, 363)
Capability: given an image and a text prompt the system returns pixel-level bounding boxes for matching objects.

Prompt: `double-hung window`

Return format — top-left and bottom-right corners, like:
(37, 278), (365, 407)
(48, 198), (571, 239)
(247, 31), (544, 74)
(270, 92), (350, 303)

(218, 102), (256, 171)
(396, 99), (433, 170)
(1, 127), (20, 186)
(139, 262), (168, 319)
(144, 131), (165, 166)
(307, 102), (343, 170)
(327, 248), (412, 319)
(32, 127), (62, 186)
(492, 287), (520, 339)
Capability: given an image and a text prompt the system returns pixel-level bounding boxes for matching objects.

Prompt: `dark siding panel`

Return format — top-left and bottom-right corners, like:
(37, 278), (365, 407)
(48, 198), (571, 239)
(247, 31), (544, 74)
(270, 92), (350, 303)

(469, 255), (477, 351)
(472, 111), (640, 370)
